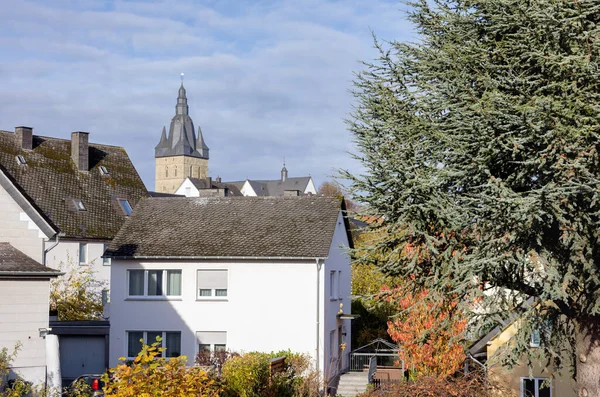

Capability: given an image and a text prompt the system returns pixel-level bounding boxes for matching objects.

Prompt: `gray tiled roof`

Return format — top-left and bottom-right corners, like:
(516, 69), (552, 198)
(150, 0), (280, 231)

(224, 177), (312, 196)
(0, 243), (61, 275)
(187, 178), (243, 196)
(0, 131), (149, 239)
(106, 196), (344, 258)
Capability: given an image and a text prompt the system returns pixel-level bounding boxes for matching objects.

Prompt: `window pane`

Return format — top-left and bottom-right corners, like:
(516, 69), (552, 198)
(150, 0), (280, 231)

(538, 379), (551, 397)
(165, 332), (181, 357)
(148, 270), (163, 296)
(199, 289), (212, 297)
(79, 243), (87, 264)
(215, 289), (227, 297)
(198, 344), (210, 352)
(128, 270), (144, 296)
(167, 271), (182, 296)
(147, 331), (162, 346)
(531, 329), (541, 346)
(522, 379), (535, 397)
(128, 332), (144, 357)
(214, 344), (226, 352)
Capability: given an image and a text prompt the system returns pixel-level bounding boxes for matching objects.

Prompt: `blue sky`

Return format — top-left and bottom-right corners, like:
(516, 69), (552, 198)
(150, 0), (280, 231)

(0, 0), (414, 190)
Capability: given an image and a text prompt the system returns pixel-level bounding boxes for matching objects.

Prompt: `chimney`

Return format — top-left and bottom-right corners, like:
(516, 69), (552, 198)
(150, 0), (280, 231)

(216, 176), (222, 183)
(71, 132), (89, 172)
(15, 126), (33, 150)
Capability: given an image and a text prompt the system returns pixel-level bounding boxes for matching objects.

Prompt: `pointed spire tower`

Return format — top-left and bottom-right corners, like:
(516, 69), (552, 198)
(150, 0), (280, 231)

(155, 76), (210, 193)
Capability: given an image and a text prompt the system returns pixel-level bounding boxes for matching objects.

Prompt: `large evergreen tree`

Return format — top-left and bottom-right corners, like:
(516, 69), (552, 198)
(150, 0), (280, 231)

(346, 0), (600, 394)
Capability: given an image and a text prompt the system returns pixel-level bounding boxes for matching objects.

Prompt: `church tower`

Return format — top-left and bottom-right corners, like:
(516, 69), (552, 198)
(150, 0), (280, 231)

(155, 82), (210, 193)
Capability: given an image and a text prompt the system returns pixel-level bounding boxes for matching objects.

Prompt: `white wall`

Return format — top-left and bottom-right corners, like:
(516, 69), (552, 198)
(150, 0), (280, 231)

(322, 211), (352, 380)
(240, 180), (257, 196)
(304, 178), (317, 195)
(44, 240), (111, 291)
(0, 184), (46, 263)
(109, 258), (320, 367)
(0, 279), (51, 385)
(174, 179), (199, 197)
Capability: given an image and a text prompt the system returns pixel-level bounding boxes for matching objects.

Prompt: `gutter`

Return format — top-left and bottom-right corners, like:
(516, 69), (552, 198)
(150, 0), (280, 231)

(108, 255), (329, 261)
(43, 233), (63, 266)
(0, 271), (63, 277)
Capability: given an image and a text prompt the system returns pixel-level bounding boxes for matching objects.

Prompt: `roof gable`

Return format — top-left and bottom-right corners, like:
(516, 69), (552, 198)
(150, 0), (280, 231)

(0, 131), (149, 239)
(106, 196), (345, 258)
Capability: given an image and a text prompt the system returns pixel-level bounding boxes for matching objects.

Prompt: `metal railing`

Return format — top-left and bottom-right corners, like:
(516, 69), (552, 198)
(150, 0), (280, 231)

(349, 352), (374, 372)
(368, 356), (377, 384)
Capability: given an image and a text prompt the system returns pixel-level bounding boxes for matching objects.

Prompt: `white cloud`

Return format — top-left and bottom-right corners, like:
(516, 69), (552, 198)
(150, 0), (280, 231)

(0, 0), (413, 189)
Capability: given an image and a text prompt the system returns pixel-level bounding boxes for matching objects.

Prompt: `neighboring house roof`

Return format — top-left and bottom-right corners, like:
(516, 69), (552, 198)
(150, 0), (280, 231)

(0, 242), (61, 277)
(187, 177), (243, 196)
(226, 176), (313, 196)
(0, 130), (149, 239)
(106, 196), (349, 259)
(149, 191), (184, 197)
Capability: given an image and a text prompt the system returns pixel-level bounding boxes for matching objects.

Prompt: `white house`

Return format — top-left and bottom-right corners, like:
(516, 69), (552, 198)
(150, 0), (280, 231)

(223, 167), (317, 197)
(106, 196), (353, 381)
(0, 127), (149, 291)
(0, 243), (62, 387)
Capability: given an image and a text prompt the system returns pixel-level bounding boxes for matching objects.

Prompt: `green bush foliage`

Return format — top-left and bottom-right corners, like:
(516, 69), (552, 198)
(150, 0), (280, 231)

(221, 350), (318, 397)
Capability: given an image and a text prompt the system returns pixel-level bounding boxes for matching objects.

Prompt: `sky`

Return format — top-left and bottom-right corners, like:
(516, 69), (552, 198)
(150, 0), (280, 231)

(0, 0), (414, 191)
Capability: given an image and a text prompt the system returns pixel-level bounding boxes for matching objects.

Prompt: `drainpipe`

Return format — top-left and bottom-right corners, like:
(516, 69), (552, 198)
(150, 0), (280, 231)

(43, 234), (61, 266)
(316, 258), (323, 376)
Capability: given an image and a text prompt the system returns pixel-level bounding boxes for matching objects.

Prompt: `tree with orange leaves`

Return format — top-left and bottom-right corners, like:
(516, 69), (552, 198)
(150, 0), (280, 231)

(384, 286), (467, 379)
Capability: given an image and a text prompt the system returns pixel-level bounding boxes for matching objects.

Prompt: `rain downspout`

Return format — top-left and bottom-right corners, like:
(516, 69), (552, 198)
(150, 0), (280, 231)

(316, 258), (323, 375)
(43, 234), (61, 266)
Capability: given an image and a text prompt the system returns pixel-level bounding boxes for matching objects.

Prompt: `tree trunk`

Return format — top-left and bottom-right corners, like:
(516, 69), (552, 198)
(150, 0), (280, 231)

(575, 320), (600, 397)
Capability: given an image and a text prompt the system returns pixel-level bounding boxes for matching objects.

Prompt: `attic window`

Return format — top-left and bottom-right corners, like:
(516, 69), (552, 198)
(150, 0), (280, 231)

(16, 155), (26, 165)
(99, 166), (109, 176)
(118, 199), (133, 216)
(73, 199), (86, 211)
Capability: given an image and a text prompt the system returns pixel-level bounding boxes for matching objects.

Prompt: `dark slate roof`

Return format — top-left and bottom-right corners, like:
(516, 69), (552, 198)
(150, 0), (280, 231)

(149, 191), (184, 197)
(187, 178), (243, 196)
(225, 177), (312, 197)
(0, 243), (61, 276)
(106, 196), (345, 258)
(0, 131), (149, 239)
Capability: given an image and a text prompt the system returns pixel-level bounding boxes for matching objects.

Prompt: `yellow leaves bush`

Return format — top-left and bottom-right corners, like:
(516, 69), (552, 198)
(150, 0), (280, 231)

(102, 340), (221, 397)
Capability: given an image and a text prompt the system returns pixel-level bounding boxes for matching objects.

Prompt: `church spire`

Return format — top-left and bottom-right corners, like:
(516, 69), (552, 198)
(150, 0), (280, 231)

(176, 82), (189, 116)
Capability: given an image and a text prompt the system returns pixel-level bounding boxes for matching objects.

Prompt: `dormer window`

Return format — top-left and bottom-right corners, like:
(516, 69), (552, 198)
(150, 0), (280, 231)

(118, 199), (133, 216)
(99, 166), (109, 176)
(73, 199), (86, 211)
(16, 155), (26, 165)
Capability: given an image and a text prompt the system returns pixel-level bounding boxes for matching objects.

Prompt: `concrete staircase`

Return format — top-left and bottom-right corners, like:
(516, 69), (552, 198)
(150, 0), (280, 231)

(335, 371), (369, 397)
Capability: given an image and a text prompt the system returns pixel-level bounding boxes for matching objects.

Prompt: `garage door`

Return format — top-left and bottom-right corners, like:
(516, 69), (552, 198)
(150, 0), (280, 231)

(59, 336), (106, 382)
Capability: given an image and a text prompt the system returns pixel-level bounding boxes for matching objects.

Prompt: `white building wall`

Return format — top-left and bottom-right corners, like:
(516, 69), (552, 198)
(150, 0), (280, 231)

(44, 240), (111, 290)
(0, 279), (52, 385)
(304, 178), (317, 195)
(322, 212), (352, 379)
(109, 258), (320, 367)
(240, 181), (257, 196)
(174, 179), (200, 197)
(0, 185), (46, 263)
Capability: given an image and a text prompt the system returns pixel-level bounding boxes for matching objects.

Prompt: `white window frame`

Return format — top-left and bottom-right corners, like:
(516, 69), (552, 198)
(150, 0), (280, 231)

(520, 377), (552, 397)
(73, 199), (86, 211)
(126, 330), (181, 359)
(196, 269), (228, 300)
(79, 243), (88, 265)
(126, 269), (182, 299)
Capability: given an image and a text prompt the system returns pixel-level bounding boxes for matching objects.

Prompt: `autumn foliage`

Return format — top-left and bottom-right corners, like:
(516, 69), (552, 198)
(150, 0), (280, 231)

(102, 340), (221, 397)
(383, 286), (467, 379)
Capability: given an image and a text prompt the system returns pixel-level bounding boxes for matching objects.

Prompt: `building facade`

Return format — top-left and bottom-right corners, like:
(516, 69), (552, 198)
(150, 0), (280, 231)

(106, 196), (353, 381)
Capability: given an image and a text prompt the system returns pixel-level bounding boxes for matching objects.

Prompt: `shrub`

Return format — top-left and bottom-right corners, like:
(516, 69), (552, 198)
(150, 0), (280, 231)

(102, 339), (222, 397)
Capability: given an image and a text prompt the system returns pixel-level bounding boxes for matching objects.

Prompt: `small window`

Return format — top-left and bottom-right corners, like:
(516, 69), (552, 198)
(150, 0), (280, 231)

(329, 271), (336, 300)
(15, 155), (26, 165)
(79, 243), (88, 265)
(338, 270), (342, 300)
(530, 329), (541, 347)
(197, 270), (228, 299)
(521, 378), (551, 397)
(103, 244), (111, 266)
(99, 166), (109, 176)
(73, 199), (86, 211)
(196, 331), (227, 353)
(118, 199), (133, 215)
